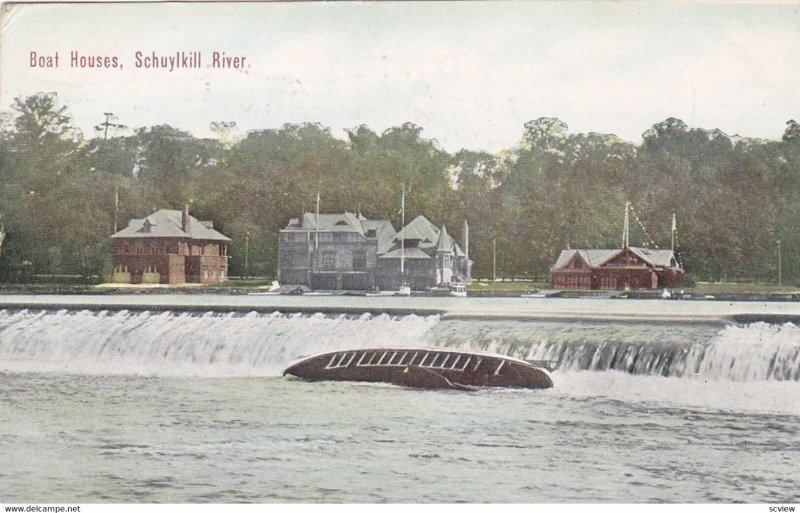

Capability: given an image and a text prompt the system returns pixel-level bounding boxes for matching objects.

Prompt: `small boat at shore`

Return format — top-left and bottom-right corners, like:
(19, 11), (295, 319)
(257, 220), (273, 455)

(283, 348), (555, 391)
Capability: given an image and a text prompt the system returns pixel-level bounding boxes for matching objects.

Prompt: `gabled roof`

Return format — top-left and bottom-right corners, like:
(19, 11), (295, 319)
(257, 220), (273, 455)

(552, 248), (620, 270)
(361, 219), (397, 254)
(552, 247), (681, 270)
(382, 215), (467, 259)
(111, 209), (230, 241)
(628, 247), (680, 267)
(393, 215), (439, 247)
(379, 247), (432, 260)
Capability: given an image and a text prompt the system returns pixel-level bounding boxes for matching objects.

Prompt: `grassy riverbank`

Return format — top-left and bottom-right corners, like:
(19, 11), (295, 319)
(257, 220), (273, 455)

(0, 278), (798, 299)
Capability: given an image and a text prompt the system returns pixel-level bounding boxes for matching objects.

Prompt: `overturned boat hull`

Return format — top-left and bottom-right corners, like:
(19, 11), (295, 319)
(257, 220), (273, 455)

(283, 348), (554, 390)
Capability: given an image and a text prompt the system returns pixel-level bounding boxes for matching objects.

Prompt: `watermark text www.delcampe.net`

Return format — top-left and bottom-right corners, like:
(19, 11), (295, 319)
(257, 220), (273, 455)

(4, 506), (81, 513)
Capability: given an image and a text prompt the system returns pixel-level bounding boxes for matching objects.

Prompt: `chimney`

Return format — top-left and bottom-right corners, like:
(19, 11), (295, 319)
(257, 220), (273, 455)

(182, 204), (190, 233)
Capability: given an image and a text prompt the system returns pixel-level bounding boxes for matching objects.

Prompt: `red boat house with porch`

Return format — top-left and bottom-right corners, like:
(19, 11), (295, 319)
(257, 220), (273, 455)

(111, 207), (230, 284)
(550, 246), (684, 290)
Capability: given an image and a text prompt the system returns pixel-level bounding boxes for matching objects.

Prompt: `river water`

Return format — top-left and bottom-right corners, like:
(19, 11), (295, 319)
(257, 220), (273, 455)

(1, 298), (799, 503)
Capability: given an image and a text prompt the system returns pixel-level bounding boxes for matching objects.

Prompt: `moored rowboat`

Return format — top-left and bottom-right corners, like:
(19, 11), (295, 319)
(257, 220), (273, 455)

(283, 348), (554, 391)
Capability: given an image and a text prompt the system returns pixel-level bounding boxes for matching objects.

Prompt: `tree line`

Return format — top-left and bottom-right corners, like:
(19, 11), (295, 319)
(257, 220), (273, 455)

(1, 92), (799, 284)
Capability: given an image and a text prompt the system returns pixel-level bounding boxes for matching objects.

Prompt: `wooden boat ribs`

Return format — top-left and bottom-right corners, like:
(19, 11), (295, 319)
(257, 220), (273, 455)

(284, 347), (554, 390)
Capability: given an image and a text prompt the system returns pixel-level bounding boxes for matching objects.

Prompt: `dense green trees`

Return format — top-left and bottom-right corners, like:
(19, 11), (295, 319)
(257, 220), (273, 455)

(0, 92), (798, 284)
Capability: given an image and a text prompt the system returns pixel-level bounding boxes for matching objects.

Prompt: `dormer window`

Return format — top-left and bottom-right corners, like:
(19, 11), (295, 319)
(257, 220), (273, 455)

(138, 217), (157, 233)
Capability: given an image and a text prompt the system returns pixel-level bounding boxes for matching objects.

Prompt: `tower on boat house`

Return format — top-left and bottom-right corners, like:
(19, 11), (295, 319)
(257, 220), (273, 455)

(278, 210), (471, 291)
(111, 206), (230, 284)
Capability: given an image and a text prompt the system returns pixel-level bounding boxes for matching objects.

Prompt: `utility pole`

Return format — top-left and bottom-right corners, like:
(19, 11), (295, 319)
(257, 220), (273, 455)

(245, 232), (250, 278)
(113, 186), (119, 234)
(778, 240), (782, 287)
(622, 201), (630, 249)
(492, 238), (497, 282)
(95, 112), (127, 140)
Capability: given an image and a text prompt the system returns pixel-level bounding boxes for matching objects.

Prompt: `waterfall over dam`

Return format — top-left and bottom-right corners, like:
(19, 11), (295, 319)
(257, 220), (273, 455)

(1, 307), (798, 382)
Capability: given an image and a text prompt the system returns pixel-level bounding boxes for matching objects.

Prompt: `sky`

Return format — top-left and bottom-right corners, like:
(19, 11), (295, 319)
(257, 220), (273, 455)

(1, 1), (799, 152)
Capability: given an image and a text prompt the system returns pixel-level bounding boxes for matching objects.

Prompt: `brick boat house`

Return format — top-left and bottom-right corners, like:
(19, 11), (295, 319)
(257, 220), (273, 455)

(111, 207), (230, 284)
(550, 246), (684, 290)
(551, 203), (685, 290)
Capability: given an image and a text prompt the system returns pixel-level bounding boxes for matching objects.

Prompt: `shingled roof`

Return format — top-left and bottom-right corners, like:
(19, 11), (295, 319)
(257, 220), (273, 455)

(552, 247), (681, 270)
(111, 209), (230, 241)
(629, 247), (680, 267)
(382, 216), (466, 259)
(360, 219), (397, 254)
(284, 212), (366, 236)
(392, 215), (439, 248)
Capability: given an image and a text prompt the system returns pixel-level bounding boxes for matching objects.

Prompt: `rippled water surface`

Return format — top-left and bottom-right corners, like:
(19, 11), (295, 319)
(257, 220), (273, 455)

(2, 373), (799, 503)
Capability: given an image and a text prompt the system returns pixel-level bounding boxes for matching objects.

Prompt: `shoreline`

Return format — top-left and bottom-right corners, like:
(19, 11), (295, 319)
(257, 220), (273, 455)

(2, 294), (800, 326)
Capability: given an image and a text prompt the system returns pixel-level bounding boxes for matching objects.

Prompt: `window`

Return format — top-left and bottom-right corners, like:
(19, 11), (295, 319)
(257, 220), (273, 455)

(321, 251), (336, 269)
(318, 233), (333, 243)
(334, 233), (346, 243)
(352, 251), (367, 270)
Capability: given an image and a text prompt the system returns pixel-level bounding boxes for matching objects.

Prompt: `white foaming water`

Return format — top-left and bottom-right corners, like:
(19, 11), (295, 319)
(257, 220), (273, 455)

(3, 308), (800, 502)
(430, 318), (800, 382)
(683, 322), (800, 381)
(551, 371), (800, 416)
(0, 309), (438, 377)
(1, 308), (799, 385)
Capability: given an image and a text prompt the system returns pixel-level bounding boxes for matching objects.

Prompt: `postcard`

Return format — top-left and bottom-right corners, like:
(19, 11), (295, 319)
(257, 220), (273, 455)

(1, 1), (799, 508)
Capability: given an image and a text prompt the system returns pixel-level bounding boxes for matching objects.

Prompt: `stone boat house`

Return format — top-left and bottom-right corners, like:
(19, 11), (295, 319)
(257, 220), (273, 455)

(111, 207), (230, 284)
(278, 211), (471, 291)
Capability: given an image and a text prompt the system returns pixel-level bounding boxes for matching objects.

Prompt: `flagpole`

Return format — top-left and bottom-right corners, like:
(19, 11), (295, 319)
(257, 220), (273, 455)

(315, 193), (320, 250)
(400, 187), (405, 275)
(671, 213), (677, 252)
